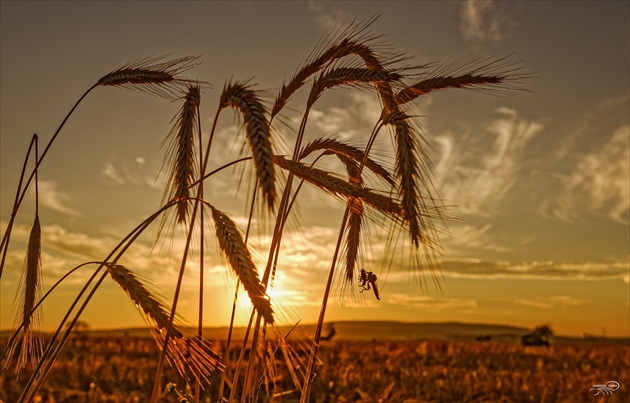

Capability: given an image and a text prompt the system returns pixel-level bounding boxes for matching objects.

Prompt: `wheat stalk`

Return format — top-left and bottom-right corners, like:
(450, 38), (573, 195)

(220, 82), (276, 211)
(209, 206), (274, 324)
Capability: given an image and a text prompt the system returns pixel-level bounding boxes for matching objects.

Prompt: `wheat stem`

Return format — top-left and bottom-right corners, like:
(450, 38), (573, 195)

(300, 207), (351, 403)
(194, 96), (204, 403)
(152, 104), (222, 401)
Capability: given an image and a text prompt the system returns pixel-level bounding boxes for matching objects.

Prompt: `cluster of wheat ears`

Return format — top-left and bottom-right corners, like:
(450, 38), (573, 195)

(0, 17), (527, 403)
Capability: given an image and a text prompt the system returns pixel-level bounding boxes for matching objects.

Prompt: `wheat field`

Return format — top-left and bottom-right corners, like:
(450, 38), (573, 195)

(1, 336), (628, 402)
(0, 17), (538, 402)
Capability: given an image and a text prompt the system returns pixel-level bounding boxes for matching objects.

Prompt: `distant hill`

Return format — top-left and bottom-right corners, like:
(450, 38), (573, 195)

(1, 321), (531, 341)
(3, 321), (627, 343)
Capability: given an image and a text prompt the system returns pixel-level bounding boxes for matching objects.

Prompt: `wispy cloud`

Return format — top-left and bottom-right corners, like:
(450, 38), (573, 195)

(102, 162), (125, 185)
(381, 255), (629, 283)
(516, 295), (584, 310)
(460, 0), (508, 43)
(37, 181), (81, 216)
(444, 223), (510, 253)
(438, 257), (629, 282)
(308, 92), (384, 136)
(549, 125), (630, 225)
(307, 0), (348, 31)
(101, 157), (161, 189)
(386, 294), (478, 311)
(433, 108), (543, 216)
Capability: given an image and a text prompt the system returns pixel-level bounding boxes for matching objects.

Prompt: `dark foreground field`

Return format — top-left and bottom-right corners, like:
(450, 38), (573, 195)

(1, 337), (628, 402)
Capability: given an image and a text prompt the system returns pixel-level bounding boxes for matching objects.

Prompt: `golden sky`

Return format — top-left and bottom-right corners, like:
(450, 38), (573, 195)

(1, 1), (629, 337)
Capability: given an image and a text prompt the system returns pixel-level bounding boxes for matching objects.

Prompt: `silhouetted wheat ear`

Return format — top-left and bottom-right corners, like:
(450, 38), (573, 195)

(274, 156), (402, 217)
(345, 198), (363, 283)
(4, 214), (44, 372)
(106, 263), (183, 338)
(396, 55), (530, 104)
(271, 15), (405, 118)
(333, 154), (366, 285)
(390, 113), (422, 247)
(299, 137), (395, 186)
(220, 82), (276, 211)
(308, 67), (402, 107)
(105, 263), (223, 382)
(161, 85), (200, 225)
(386, 110), (447, 255)
(210, 206), (274, 324)
(97, 55), (203, 100)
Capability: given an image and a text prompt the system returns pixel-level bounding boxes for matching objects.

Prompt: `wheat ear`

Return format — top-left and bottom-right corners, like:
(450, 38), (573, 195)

(396, 55), (530, 104)
(389, 113), (423, 247)
(210, 206), (274, 324)
(220, 82), (276, 211)
(105, 263), (223, 383)
(97, 55), (203, 100)
(299, 137), (395, 186)
(274, 155), (402, 217)
(308, 67), (402, 107)
(344, 197), (364, 285)
(4, 214), (44, 373)
(106, 263), (181, 337)
(271, 15), (405, 118)
(160, 85), (201, 227)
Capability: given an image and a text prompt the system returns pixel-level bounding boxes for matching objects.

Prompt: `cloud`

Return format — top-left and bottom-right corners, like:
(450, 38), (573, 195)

(460, 0), (507, 43)
(549, 125), (630, 224)
(381, 255), (629, 284)
(516, 295), (584, 310)
(433, 108), (543, 216)
(444, 223), (510, 253)
(102, 162), (125, 185)
(308, 92), (384, 136)
(101, 158), (162, 189)
(307, 1), (348, 31)
(437, 257), (629, 282)
(37, 181), (81, 216)
(385, 294), (478, 311)
(42, 224), (114, 260)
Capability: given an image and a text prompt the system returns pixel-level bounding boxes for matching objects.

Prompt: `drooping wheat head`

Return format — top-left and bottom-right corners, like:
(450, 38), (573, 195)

(274, 155), (402, 218)
(160, 85), (201, 230)
(105, 263), (223, 383)
(210, 206), (274, 324)
(299, 137), (395, 187)
(219, 82), (276, 211)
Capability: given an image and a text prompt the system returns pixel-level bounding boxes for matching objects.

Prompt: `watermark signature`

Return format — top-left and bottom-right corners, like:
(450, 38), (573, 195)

(589, 381), (620, 396)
